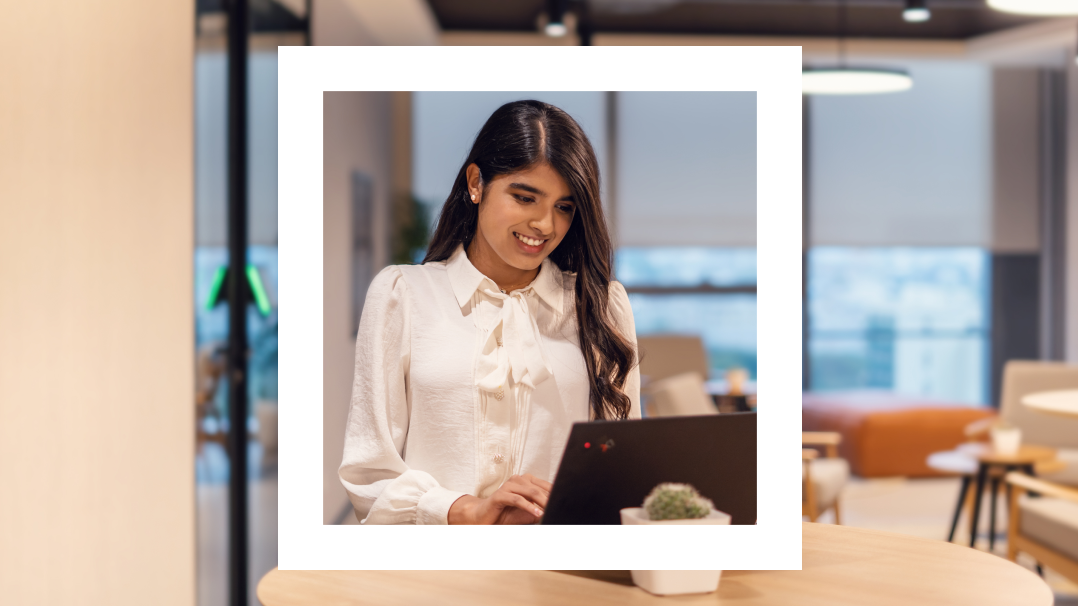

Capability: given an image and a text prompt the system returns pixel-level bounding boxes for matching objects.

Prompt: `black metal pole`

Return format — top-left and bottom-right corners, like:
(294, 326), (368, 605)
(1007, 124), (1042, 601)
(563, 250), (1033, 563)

(227, 0), (249, 604)
(305, 0), (312, 46)
(575, 0), (593, 46)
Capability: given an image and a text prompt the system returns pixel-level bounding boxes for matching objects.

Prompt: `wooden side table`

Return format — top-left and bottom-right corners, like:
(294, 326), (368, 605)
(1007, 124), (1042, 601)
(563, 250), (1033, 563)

(928, 443), (1058, 550)
(257, 523), (1053, 606)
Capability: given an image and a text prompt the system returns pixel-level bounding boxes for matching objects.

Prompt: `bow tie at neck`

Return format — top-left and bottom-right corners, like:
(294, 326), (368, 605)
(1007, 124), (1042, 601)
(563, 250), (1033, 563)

(474, 286), (553, 394)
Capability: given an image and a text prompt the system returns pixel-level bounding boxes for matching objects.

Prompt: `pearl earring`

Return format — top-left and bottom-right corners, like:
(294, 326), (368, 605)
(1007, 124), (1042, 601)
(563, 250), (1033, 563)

(471, 193), (476, 201)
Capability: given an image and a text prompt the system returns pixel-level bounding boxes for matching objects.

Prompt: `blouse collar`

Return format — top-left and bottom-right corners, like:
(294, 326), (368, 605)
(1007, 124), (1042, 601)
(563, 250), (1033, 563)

(445, 243), (566, 314)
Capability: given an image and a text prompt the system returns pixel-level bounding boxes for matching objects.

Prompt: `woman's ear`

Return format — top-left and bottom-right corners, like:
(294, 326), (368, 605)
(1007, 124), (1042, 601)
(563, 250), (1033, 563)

(466, 163), (482, 204)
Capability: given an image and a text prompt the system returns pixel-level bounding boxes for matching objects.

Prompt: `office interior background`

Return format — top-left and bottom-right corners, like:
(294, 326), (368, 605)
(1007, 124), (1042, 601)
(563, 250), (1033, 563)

(321, 88), (758, 523)
(4, 0), (1078, 605)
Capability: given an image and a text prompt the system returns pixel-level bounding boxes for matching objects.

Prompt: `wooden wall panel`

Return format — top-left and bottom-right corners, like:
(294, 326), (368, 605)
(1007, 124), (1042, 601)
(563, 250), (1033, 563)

(0, 1), (195, 604)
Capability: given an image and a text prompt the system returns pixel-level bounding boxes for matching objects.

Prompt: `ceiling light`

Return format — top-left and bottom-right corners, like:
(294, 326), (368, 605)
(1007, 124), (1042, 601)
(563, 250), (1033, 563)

(987, 0), (1078, 15)
(903, 0), (931, 22)
(544, 0), (569, 37)
(803, 0), (913, 95)
(802, 69), (914, 95)
(545, 21), (568, 37)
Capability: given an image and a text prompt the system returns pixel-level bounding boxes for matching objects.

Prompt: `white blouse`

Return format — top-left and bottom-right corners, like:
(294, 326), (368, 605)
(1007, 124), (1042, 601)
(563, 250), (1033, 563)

(339, 243), (640, 525)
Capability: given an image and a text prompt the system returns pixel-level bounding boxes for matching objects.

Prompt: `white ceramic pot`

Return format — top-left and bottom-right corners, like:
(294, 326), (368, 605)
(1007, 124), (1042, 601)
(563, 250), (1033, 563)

(629, 570), (723, 596)
(991, 426), (1021, 456)
(619, 507), (731, 596)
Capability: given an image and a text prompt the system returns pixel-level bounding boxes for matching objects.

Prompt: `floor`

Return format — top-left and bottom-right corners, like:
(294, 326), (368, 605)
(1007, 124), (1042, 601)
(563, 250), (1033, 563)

(829, 475), (1078, 605)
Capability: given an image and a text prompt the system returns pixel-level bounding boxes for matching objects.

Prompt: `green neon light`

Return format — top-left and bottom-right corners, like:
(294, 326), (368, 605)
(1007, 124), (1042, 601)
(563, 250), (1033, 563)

(246, 265), (273, 317)
(206, 267), (227, 311)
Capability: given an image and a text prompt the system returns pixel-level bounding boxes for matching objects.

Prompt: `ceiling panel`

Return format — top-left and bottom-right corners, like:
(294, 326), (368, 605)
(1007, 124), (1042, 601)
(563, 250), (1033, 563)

(425, 0), (1043, 40)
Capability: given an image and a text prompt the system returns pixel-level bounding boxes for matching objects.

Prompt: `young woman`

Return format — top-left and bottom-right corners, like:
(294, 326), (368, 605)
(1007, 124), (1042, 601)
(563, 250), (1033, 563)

(339, 100), (640, 525)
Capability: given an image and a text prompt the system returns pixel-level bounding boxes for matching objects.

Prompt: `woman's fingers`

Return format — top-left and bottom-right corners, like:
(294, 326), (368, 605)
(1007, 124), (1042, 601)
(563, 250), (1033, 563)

(509, 474), (552, 497)
(503, 475), (550, 508)
(525, 474), (554, 493)
(518, 483), (550, 509)
(482, 474), (553, 524)
(497, 492), (543, 519)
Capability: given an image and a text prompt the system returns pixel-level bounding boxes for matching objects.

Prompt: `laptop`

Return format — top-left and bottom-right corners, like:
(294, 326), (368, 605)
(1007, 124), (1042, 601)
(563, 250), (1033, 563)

(541, 412), (757, 525)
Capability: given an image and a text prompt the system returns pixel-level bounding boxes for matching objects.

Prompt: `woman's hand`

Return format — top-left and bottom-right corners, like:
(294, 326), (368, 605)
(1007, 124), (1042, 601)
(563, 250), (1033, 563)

(447, 474), (553, 525)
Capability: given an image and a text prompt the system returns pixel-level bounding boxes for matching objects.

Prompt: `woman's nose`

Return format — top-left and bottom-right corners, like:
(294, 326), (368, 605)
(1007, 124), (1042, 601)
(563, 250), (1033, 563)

(529, 204), (554, 235)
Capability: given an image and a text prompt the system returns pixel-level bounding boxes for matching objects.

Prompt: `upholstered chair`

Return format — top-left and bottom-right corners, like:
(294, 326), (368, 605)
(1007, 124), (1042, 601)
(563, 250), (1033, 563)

(803, 432), (850, 524)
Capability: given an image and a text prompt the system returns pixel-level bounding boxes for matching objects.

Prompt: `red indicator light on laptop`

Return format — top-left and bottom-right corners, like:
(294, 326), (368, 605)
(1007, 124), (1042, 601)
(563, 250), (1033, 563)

(584, 442), (591, 449)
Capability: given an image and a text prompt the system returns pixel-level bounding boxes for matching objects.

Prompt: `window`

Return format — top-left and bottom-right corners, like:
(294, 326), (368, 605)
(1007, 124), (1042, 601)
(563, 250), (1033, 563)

(617, 247), (757, 380)
(808, 247), (990, 404)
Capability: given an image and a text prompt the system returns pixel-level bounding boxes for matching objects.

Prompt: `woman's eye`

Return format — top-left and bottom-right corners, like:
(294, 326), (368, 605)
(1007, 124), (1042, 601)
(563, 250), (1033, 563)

(514, 194), (534, 203)
(557, 205), (574, 214)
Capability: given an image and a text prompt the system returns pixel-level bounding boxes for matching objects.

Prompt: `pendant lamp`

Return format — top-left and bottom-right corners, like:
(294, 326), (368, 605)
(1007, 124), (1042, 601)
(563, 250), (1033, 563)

(802, 0), (913, 95)
(903, 0), (931, 22)
(802, 68), (913, 94)
(988, 0), (1078, 15)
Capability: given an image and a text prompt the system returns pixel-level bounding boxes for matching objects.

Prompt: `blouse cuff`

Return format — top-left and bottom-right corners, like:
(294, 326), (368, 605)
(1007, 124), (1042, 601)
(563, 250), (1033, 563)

(417, 486), (468, 525)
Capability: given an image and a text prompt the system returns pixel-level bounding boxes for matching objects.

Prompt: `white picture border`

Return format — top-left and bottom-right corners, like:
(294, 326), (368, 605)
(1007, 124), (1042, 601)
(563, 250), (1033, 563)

(279, 45), (802, 570)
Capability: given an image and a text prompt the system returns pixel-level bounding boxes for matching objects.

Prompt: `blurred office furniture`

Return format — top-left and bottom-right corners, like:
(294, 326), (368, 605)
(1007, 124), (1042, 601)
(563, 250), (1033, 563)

(644, 372), (716, 417)
(195, 342), (228, 448)
(712, 366), (755, 412)
(802, 432), (849, 524)
(1005, 471), (1078, 585)
(1004, 384), (1078, 580)
(637, 334), (709, 383)
(987, 361), (1078, 487)
(802, 391), (995, 477)
(197, 340), (272, 451)
(714, 394), (753, 414)
(257, 523), (1053, 606)
(929, 360), (1078, 551)
(705, 379), (758, 412)
(1023, 389), (1078, 419)
(939, 361), (1078, 551)
(255, 399), (278, 455)
(929, 442), (1059, 550)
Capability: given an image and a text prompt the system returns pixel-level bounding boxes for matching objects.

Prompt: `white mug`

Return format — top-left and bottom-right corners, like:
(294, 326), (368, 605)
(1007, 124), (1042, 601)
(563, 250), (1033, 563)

(990, 426), (1021, 456)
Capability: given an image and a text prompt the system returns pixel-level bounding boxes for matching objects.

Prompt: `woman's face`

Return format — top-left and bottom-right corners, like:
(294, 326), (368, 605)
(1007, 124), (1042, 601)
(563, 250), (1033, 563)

(467, 161), (577, 274)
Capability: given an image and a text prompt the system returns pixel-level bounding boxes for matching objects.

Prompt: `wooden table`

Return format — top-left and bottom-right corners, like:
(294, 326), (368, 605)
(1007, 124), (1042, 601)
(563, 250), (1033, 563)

(928, 443), (1057, 550)
(256, 523), (1052, 606)
(1023, 389), (1078, 419)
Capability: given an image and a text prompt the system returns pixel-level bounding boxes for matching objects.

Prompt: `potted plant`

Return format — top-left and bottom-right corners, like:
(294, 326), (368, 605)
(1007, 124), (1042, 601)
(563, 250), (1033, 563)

(620, 483), (731, 595)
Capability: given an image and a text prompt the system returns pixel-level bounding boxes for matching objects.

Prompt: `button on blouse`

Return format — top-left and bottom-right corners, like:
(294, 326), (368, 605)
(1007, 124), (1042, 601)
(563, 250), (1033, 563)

(339, 244), (640, 524)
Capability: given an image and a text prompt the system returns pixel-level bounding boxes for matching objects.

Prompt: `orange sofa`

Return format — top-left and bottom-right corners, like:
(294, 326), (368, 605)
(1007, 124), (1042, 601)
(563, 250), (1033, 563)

(802, 391), (996, 478)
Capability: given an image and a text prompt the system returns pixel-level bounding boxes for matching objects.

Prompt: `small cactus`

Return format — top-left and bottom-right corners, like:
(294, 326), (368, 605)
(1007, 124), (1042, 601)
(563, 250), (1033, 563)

(643, 483), (714, 521)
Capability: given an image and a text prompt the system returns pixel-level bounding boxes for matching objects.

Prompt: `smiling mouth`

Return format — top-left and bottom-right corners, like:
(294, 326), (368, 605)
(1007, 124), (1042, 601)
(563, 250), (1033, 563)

(514, 232), (547, 247)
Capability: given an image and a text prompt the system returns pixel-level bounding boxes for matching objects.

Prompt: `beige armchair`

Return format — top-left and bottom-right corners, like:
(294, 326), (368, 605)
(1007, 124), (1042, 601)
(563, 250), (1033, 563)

(644, 372), (717, 417)
(994, 361), (1078, 486)
(803, 432), (850, 524)
(636, 334), (710, 383)
(1005, 472), (1078, 585)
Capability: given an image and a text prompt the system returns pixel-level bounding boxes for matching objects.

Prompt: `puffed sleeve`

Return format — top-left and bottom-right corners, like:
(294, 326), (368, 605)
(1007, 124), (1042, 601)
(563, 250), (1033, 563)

(339, 265), (467, 524)
(608, 280), (642, 419)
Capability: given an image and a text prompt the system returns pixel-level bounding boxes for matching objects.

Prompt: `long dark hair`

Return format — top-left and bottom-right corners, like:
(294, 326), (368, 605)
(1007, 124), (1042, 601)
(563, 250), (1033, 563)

(423, 100), (636, 421)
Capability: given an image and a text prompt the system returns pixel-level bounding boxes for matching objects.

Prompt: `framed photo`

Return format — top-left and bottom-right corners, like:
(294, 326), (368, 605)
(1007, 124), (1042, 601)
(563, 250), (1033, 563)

(279, 45), (802, 570)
